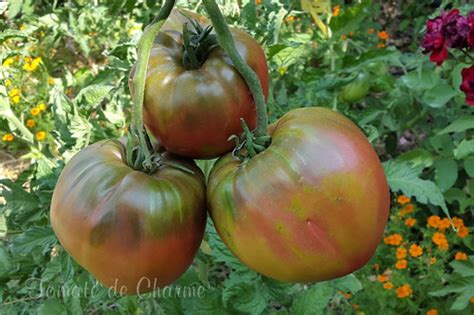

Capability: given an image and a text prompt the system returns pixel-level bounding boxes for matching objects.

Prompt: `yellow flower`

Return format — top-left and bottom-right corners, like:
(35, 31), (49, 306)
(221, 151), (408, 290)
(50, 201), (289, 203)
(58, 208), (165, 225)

(405, 218), (416, 227)
(2, 57), (15, 67)
(383, 282), (394, 290)
(378, 31), (389, 40)
(396, 284), (412, 298)
(384, 234), (403, 246)
(31, 107), (40, 116)
(48, 77), (55, 85)
(23, 57), (42, 72)
(19, 24), (26, 30)
(2, 133), (14, 142)
(11, 95), (20, 104)
(8, 88), (20, 97)
(37, 103), (47, 112)
(409, 244), (423, 257)
(332, 5), (340, 17)
(397, 195), (410, 205)
(396, 247), (407, 259)
(395, 259), (407, 270)
(26, 119), (36, 128)
(5, 79), (12, 87)
(427, 215), (441, 228)
(35, 131), (46, 141)
(455, 252), (468, 261)
(426, 309), (438, 315)
(457, 226), (469, 238)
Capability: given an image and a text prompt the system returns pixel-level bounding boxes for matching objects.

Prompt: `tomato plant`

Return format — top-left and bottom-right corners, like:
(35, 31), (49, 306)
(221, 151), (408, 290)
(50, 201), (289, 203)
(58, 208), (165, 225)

(132, 9), (269, 159)
(50, 139), (207, 294)
(207, 107), (390, 282)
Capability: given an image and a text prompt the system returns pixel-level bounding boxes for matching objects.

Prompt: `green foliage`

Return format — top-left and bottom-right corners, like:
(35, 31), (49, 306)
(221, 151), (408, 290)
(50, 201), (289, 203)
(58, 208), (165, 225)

(0, 0), (473, 314)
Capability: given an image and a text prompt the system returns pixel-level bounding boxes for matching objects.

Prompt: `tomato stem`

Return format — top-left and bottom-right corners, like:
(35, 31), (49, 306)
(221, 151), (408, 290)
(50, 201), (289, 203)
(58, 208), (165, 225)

(127, 0), (175, 172)
(182, 20), (218, 70)
(202, 0), (269, 140)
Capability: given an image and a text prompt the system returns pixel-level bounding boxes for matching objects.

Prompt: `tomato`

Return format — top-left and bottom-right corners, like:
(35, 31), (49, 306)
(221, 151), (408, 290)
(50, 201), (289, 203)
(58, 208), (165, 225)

(207, 107), (389, 282)
(50, 140), (206, 294)
(341, 73), (370, 103)
(131, 9), (269, 159)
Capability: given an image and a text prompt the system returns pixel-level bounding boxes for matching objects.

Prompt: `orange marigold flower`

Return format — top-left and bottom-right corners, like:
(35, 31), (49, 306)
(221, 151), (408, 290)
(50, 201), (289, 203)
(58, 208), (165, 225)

(377, 42), (386, 48)
(377, 274), (389, 283)
(373, 263), (380, 271)
(35, 131), (46, 141)
(395, 259), (408, 269)
(26, 119), (36, 128)
(409, 244), (423, 258)
(396, 247), (407, 259)
(383, 282), (394, 290)
(344, 293), (351, 299)
(255, 0), (262, 4)
(397, 195), (410, 205)
(378, 31), (389, 40)
(455, 252), (468, 261)
(438, 218), (451, 231)
(2, 133), (14, 142)
(405, 218), (416, 227)
(367, 28), (375, 34)
(427, 215), (441, 228)
(458, 226), (469, 238)
(349, 31), (354, 37)
(430, 257), (437, 265)
(452, 217), (465, 230)
(384, 234), (403, 246)
(341, 34), (347, 40)
(353, 304), (359, 310)
(31, 107), (40, 116)
(396, 284), (412, 298)
(426, 309), (438, 315)
(332, 5), (340, 17)
(432, 232), (447, 245)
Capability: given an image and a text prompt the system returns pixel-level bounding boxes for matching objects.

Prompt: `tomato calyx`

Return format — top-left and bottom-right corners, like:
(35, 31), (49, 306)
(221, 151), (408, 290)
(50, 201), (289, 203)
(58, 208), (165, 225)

(229, 118), (271, 161)
(182, 19), (218, 70)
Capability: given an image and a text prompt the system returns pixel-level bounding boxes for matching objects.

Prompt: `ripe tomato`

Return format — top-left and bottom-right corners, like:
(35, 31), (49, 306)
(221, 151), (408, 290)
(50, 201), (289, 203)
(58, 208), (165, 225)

(50, 140), (206, 294)
(131, 9), (269, 159)
(207, 107), (389, 282)
(341, 73), (370, 103)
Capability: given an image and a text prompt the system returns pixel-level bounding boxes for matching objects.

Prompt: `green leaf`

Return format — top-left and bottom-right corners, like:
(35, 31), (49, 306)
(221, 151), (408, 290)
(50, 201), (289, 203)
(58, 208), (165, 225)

(422, 84), (457, 108)
(438, 115), (474, 134)
(0, 214), (6, 238)
(330, 274), (362, 294)
(383, 160), (449, 215)
(7, 0), (23, 18)
(397, 149), (434, 168)
(454, 140), (474, 160)
(181, 289), (228, 315)
(74, 85), (114, 108)
(330, 0), (371, 35)
(464, 156), (474, 177)
(0, 245), (12, 277)
(13, 226), (56, 255)
(434, 158), (458, 192)
(444, 188), (474, 212)
(38, 298), (67, 315)
(222, 282), (267, 314)
(291, 283), (334, 315)
(401, 69), (439, 92)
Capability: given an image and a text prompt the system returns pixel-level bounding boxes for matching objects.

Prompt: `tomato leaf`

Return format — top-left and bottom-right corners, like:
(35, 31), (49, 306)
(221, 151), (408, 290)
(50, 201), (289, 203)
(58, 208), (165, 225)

(290, 283), (334, 314)
(383, 160), (449, 216)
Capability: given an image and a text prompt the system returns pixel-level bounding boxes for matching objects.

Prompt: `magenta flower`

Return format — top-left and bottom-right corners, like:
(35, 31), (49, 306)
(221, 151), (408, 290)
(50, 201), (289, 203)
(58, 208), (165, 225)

(468, 11), (474, 49)
(460, 65), (474, 106)
(443, 9), (470, 48)
(422, 15), (448, 65)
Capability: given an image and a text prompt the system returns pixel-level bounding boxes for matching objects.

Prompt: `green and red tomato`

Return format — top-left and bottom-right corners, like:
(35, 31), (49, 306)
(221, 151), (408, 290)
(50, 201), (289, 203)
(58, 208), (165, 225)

(207, 107), (390, 282)
(50, 140), (207, 294)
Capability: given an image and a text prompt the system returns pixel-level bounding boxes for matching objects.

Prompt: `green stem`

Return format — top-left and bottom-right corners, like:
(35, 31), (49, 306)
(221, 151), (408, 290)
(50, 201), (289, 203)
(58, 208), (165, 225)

(3, 109), (34, 144)
(128, 0), (175, 171)
(202, 0), (268, 138)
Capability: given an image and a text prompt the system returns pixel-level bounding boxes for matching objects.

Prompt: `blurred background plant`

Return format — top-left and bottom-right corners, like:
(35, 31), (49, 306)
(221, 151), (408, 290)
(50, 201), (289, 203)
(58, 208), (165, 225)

(1, 0), (474, 314)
